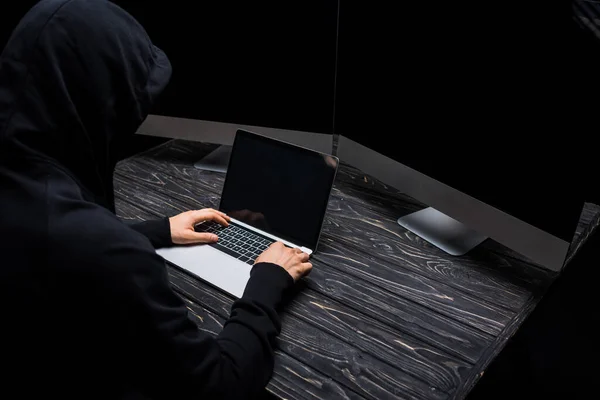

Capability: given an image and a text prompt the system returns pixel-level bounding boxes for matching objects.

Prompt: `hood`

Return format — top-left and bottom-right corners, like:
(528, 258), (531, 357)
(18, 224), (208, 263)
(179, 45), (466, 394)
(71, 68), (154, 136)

(0, 0), (172, 210)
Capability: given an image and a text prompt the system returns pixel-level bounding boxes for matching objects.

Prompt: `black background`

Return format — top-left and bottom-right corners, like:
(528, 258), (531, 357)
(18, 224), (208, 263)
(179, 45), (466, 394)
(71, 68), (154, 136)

(0, 1), (39, 49)
(112, 0), (338, 135)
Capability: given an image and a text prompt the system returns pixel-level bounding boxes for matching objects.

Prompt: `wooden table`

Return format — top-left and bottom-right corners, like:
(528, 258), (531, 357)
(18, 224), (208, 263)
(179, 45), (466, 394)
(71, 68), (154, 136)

(114, 139), (600, 400)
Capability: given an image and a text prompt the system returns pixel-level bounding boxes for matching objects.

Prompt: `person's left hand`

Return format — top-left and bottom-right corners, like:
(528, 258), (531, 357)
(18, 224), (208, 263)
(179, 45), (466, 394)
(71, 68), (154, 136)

(169, 209), (230, 245)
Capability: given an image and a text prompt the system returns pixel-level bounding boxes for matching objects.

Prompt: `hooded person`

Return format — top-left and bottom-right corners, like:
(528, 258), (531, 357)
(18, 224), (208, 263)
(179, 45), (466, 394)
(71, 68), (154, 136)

(0, 0), (311, 398)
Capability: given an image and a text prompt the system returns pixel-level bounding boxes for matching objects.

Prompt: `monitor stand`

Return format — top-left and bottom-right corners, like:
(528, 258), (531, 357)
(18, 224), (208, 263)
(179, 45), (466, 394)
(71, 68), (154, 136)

(193, 145), (232, 173)
(397, 207), (488, 256)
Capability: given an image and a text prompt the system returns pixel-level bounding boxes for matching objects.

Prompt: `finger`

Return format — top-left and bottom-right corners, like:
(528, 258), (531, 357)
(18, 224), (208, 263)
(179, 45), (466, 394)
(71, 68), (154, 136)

(183, 232), (218, 244)
(198, 210), (229, 227)
(296, 252), (310, 262)
(190, 209), (225, 223)
(206, 208), (229, 217)
(216, 210), (231, 221)
(190, 210), (211, 224)
(291, 262), (312, 280)
(270, 241), (285, 249)
(293, 247), (303, 253)
(301, 262), (313, 276)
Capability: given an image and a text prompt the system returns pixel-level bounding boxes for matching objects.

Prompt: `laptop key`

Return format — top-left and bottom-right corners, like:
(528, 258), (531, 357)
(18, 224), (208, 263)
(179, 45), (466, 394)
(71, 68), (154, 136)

(211, 242), (242, 259)
(239, 256), (250, 263)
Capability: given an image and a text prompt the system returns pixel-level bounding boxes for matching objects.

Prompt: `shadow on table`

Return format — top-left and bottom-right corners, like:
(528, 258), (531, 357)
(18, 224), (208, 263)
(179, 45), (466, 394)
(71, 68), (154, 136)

(254, 389), (278, 400)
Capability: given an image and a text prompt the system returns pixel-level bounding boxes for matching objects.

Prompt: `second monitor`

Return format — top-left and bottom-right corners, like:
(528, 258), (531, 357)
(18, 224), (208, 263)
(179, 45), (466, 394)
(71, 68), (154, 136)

(334, 2), (586, 272)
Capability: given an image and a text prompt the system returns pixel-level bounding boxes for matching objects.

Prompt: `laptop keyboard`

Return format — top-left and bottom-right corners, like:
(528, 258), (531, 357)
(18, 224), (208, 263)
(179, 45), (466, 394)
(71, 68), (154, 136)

(195, 221), (274, 265)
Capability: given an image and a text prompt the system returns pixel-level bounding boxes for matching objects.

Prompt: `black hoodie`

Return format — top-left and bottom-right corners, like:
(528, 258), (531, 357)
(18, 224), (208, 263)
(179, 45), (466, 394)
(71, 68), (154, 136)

(0, 1), (293, 399)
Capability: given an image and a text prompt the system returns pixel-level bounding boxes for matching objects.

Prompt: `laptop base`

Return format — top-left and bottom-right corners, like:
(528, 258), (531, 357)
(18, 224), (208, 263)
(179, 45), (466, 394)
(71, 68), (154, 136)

(193, 145), (232, 173)
(157, 244), (251, 298)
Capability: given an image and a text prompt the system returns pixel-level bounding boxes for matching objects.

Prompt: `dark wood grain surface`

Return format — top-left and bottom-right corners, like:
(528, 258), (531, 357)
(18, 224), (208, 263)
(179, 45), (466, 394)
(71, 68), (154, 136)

(114, 139), (600, 400)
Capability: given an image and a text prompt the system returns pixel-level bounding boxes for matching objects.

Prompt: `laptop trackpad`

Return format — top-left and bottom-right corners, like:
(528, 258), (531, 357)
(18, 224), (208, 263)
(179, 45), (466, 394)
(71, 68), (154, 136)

(156, 245), (251, 298)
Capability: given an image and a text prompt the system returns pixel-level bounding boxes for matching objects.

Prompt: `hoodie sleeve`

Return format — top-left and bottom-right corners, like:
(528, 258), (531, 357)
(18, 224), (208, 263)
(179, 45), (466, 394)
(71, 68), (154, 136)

(121, 250), (294, 400)
(88, 222), (294, 399)
(51, 208), (294, 399)
(128, 217), (173, 248)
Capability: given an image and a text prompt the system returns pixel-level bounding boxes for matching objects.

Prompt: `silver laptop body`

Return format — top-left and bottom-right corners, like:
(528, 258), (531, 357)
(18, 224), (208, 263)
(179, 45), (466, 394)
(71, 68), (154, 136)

(156, 129), (338, 297)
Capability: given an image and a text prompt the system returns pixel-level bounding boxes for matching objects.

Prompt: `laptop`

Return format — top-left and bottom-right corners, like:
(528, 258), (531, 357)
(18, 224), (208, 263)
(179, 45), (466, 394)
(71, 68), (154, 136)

(156, 129), (339, 297)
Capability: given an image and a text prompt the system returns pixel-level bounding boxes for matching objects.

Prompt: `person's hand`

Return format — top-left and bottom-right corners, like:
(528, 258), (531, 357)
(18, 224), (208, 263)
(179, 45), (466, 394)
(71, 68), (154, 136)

(255, 242), (312, 281)
(169, 209), (230, 245)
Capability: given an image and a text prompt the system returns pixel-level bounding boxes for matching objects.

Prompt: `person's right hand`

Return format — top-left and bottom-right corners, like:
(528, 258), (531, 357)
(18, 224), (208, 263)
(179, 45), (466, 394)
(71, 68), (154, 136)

(255, 242), (312, 281)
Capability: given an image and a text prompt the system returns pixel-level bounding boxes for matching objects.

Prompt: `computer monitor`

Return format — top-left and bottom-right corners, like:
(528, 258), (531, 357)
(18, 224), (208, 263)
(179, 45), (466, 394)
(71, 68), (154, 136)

(334, 3), (586, 272)
(113, 1), (338, 171)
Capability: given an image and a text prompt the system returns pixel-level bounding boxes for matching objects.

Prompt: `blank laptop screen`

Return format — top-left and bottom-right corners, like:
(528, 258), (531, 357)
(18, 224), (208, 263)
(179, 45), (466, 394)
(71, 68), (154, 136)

(219, 130), (338, 250)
